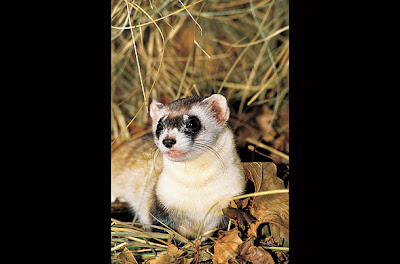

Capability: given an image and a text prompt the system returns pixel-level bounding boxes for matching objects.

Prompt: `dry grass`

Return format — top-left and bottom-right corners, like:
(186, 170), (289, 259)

(111, 0), (288, 146)
(111, 190), (289, 263)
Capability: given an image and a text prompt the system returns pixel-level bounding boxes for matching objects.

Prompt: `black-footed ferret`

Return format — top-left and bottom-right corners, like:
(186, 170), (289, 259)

(111, 94), (246, 240)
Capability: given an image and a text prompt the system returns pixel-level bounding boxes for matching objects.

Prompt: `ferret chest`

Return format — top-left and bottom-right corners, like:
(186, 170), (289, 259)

(156, 166), (228, 214)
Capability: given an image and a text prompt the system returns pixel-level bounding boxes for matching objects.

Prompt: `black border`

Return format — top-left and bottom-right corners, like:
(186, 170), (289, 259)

(25, 0), (391, 262)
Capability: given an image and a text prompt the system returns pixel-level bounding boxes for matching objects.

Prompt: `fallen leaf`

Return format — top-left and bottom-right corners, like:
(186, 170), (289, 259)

(247, 222), (259, 238)
(237, 197), (250, 209)
(198, 249), (213, 262)
(274, 250), (289, 263)
(149, 243), (184, 264)
(168, 244), (184, 258)
(183, 258), (194, 264)
(212, 229), (243, 264)
(230, 200), (238, 209)
(238, 239), (275, 264)
(117, 247), (138, 264)
(222, 207), (255, 231)
(148, 254), (173, 264)
(231, 197), (250, 209)
(243, 162), (289, 244)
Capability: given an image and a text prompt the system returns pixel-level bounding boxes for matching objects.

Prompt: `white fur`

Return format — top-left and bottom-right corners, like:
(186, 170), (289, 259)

(156, 127), (245, 235)
(113, 94), (245, 239)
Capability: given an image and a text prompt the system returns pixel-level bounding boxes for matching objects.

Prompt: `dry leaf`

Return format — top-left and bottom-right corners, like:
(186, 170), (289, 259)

(230, 200), (238, 209)
(149, 244), (184, 264)
(183, 258), (194, 264)
(168, 244), (184, 258)
(274, 250), (289, 263)
(244, 245), (275, 264)
(212, 229), (243, 264)
(222, 207), (254, 231)
(243, 162), (289, 243)
(238, 239), (275, 264)
(247, 222), (259, 238)
(237, 197), (250, 209)
(117, 247), (138, 264)
(198, 248), (213, 262)
(149, 254), (173, 264)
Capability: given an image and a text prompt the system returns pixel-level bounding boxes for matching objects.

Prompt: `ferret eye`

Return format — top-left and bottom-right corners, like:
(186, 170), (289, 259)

(186, 116), (200, 130)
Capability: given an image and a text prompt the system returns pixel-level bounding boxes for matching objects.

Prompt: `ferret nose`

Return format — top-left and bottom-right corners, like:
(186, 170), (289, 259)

(162, 138), (176, 148)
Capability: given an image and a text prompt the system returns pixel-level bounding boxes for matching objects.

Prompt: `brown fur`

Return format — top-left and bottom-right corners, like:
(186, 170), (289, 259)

(111, 134), (162, 227)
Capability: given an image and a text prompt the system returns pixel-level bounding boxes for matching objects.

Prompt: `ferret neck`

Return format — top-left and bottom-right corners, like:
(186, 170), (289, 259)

(161, 127), (236, 184)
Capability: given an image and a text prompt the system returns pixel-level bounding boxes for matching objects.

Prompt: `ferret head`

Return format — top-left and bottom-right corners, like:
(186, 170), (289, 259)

(149, 94), (230, 162)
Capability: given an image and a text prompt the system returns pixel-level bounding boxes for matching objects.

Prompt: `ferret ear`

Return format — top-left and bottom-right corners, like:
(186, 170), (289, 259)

(201, 94), (230, 123)
(149, 99), (163, 121)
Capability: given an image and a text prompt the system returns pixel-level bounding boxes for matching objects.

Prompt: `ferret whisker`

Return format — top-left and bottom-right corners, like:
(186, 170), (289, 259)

(192, 142), (227, 171)
(112, 94), (246, 241)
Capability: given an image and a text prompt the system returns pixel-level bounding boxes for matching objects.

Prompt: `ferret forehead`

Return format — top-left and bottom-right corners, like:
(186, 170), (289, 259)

(187, 105), (213, 121)
(165, 96), (205, 110)
(162, 109), (187, 118)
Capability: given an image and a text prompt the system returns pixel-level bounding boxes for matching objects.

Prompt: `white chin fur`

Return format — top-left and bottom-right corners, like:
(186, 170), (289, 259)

(165, 152), (189, 162)
(161, 148), (201, 162)
(156, 129), (196, 161)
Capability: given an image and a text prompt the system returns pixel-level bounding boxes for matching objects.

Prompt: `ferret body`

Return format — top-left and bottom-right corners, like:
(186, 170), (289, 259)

(111, 94), (246, 240)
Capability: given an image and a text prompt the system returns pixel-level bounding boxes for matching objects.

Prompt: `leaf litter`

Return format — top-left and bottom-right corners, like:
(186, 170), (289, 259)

(112, 162), (289, 263)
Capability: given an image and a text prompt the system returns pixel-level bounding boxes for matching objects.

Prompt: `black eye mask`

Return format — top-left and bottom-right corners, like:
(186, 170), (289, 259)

(184, 116), (201, 138)
(155, 115), (202, 140)
(155, 118), (164, 138)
